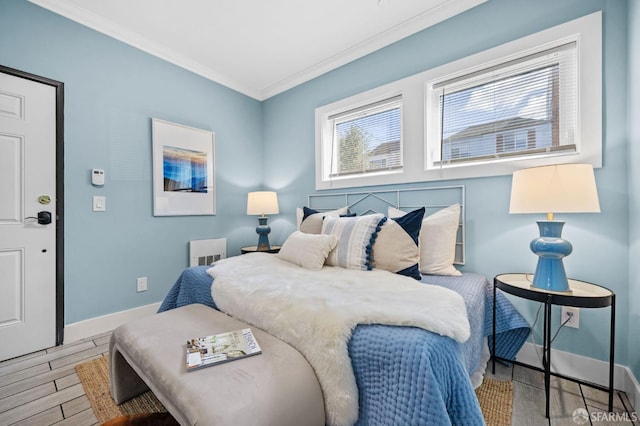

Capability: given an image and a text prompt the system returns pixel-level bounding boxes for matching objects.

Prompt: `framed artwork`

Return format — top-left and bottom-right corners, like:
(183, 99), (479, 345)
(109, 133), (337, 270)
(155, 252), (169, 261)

(152, 118), (216, 216)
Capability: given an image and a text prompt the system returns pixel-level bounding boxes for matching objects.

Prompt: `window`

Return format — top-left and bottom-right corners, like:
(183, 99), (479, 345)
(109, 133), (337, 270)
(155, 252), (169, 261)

(315, 12), (600, 190)
(318, 95), (403, 183)
(426, 41), (577, 168)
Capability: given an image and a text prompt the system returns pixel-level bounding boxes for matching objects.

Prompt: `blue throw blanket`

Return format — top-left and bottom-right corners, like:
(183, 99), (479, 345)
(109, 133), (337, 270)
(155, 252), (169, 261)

(159, 267), (529, 425)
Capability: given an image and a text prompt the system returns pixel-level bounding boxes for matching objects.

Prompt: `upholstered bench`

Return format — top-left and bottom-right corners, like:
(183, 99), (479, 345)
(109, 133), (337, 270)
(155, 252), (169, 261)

(109, 303), (325, 426)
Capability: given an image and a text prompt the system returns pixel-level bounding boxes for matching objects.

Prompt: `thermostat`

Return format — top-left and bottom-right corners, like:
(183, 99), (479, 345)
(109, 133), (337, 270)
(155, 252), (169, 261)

(92, 169), (105, 186)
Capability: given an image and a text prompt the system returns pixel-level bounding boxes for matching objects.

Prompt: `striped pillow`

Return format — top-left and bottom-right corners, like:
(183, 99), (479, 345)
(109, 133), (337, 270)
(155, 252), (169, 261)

(321, 214), (384, 270)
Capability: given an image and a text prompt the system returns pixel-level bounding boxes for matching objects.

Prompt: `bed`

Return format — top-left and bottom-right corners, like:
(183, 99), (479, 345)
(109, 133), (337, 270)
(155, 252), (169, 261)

(158, 187), (530, 425)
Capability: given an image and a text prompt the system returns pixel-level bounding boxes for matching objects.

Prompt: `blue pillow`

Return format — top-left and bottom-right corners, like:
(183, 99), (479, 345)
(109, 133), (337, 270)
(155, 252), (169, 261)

(303, 206), (355, 219)
(371, 207), (425, 280)
(298, 206), (349, 234)
(302, 206), (319, 221)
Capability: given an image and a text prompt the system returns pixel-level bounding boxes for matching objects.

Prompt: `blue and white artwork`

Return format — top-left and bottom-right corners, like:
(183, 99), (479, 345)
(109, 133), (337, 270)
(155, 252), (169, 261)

(152, 118), (215, 216)
(163, 146), (208, 193)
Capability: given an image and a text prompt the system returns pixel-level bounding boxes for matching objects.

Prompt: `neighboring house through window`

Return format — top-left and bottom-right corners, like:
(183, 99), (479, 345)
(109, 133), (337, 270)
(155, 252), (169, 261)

(428, 41), (577, 168)
(443, 117), (553, 162)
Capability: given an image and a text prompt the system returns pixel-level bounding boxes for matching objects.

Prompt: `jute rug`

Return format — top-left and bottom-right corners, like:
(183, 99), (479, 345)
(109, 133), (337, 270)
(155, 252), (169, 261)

(75, 356), (177, 425)
(77, 356), (513, 425)
(475, 377), (514, 426)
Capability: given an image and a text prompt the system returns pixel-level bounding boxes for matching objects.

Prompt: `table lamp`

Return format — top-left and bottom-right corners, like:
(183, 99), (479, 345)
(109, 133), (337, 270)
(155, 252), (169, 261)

(247, 191), (279, 251)
(509, 164), (600, 292)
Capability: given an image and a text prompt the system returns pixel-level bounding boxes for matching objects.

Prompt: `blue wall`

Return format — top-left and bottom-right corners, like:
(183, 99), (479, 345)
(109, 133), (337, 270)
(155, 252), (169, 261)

(263, 0), (633, 372)
(627, 1), (640, 380)
(0, 0), (263, 323)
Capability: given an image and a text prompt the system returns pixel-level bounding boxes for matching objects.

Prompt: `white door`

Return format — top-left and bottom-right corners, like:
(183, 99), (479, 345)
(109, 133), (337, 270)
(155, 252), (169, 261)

(0, 70), (58, 361)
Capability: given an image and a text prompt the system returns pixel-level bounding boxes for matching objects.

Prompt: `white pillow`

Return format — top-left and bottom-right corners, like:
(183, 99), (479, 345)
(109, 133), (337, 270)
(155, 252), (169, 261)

(389, 204), (461, 276)
(277, 231), (338, 270)
(296, 206), (349, 234)
(322, 213), (384, 270)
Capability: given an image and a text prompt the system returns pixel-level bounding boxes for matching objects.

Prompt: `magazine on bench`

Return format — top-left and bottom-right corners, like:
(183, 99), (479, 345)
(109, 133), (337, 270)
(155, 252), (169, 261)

(186, 328), (262, 371)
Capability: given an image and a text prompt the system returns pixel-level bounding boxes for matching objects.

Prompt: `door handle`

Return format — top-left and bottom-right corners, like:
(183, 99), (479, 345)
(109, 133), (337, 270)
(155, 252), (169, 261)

(25, 211), (52, 225)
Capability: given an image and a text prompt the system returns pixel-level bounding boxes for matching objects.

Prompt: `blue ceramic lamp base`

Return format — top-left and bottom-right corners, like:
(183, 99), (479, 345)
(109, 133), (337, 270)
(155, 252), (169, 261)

(255, 216), (272, 251)
(530, 221), (573, 293)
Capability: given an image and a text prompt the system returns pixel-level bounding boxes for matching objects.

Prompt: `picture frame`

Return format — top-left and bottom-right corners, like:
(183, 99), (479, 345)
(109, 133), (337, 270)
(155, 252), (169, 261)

(152, 118), (216, 216)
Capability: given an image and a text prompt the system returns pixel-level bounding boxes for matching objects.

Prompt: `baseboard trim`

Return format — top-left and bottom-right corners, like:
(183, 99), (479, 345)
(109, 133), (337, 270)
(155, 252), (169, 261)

(63, 302), (161, 344)
(517, 342), (640, 409)
(623, 364), (640, 413)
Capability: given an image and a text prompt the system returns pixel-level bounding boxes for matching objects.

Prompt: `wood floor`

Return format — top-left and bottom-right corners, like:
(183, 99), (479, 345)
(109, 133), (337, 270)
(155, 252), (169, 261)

(486, 362), (637, 426)
(0, 332), (636, 426)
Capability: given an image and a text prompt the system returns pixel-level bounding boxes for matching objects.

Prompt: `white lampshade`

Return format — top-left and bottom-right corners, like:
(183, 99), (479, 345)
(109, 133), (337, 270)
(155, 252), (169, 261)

(247, 191), (279, 216)
(509, 163), (600, 217)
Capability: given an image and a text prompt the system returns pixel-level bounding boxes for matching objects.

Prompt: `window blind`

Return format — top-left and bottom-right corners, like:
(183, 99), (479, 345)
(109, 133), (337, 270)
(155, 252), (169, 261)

(434, 42), (577, 165)
(330, 96), (402, 176)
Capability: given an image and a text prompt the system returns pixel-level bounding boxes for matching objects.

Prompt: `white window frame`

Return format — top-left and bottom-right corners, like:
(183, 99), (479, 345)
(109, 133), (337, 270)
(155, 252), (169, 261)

(315, 11), (601, 190)
(316, 89), (407, 190)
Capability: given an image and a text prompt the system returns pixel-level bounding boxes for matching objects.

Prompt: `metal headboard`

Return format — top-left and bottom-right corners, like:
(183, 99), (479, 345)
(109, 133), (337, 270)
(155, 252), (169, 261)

(308, 185), (465, 265)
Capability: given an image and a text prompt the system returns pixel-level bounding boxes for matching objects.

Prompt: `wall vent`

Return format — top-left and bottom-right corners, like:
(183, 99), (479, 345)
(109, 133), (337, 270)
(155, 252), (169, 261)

(189, 238), (227, 267)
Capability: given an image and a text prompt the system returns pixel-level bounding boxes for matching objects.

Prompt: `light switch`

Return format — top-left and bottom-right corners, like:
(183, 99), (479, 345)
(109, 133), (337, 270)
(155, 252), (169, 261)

(93, 196), (106, 212)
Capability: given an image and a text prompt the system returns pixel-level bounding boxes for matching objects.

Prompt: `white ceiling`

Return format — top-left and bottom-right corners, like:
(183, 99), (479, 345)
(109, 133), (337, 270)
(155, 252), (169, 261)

(28, 0), (485, 100)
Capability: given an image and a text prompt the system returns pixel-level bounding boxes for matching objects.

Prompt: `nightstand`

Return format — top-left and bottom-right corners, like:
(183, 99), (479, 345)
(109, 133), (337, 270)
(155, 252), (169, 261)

(240, 245), (281, 254)
(492, 273), (615, 418)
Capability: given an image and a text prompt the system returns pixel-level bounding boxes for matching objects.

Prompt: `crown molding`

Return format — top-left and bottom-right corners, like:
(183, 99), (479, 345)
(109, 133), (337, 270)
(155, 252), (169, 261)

(259, 0), (487, 100)
(28, 0), (485, 101)
(27, 0), (261, 99)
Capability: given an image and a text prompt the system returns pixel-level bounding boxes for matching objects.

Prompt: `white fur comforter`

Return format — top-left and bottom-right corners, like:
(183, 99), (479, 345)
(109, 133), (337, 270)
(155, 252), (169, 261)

(208, 253), (470, 426)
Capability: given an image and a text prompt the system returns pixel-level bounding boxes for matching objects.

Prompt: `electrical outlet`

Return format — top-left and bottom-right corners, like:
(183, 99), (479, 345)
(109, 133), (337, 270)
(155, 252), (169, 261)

(137, 277), (147, 292)
(561, 306), (579, 328)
